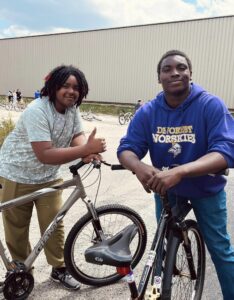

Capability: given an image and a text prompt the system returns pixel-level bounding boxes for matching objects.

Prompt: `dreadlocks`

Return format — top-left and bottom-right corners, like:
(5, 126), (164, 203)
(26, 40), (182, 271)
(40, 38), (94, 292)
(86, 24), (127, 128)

(41, 65), (89, 107)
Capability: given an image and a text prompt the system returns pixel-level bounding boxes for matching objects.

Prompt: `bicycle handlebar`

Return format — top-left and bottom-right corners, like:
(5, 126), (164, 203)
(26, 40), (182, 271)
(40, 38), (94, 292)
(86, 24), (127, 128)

(169, 164), (229, 176)
(69, 160), (125, 175)
(211, 168), (229, 176)
(69, 160), (85, 174)
(110, 164), (125, 170)
(69, 160), (228, 176)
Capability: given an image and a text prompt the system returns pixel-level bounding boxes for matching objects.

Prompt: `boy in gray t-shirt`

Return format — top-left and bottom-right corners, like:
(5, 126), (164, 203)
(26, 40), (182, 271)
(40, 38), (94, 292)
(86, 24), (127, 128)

(0, 65), (106, 291)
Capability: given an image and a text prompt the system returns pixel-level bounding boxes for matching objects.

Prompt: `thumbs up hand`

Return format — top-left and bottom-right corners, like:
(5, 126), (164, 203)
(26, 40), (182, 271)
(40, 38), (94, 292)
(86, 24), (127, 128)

(87, 128), (106, 154)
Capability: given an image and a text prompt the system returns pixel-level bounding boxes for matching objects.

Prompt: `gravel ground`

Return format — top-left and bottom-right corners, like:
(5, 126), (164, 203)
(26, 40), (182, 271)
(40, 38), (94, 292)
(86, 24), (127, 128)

(0, 109), (233, 299)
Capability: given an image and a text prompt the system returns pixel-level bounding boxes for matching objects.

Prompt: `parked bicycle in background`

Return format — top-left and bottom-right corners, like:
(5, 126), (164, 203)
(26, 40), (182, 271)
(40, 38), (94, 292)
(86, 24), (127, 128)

(81, 110), (102, 121)
(118, 111), (134, 125)
(5, 99), (27, 112)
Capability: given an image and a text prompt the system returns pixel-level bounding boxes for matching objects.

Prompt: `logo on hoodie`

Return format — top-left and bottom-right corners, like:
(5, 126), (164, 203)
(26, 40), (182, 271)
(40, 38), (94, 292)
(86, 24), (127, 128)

(168, 143), (182, 158)
(152, 126), (196, 144)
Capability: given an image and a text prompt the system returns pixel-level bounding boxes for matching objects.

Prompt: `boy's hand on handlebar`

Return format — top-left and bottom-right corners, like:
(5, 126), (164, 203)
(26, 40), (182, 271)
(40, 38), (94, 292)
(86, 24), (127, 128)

(133, 162), (159, 193)
(82, 154), (103, 164)
(147, 168), (183, 195)
(87, 128), (107, 154)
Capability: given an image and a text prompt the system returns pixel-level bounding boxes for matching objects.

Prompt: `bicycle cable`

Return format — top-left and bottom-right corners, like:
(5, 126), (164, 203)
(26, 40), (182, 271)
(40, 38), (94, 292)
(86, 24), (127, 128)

(79, 163), (102, 206)
(80, 163), (93, 180)
(78, 160), (123, 205)
(93, 169), (101, 206)
(83, 168), (101, 189)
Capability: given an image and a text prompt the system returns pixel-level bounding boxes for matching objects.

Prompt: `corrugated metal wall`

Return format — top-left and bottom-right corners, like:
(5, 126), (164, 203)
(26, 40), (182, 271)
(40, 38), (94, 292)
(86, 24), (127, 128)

(0, 16), (234, 108)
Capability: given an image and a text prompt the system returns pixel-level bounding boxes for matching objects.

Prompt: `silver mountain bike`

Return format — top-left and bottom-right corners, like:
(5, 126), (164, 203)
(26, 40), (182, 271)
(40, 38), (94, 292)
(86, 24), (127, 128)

(0, 161), (147, 299)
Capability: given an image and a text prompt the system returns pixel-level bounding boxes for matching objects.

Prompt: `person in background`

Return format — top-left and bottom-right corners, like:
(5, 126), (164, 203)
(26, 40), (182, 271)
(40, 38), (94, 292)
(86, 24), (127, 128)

(117, 50), (234, 300)
(12, 90), (17, 106)
(134, 99), (143, 113)
(0, 64), (106, 291)
(34, 89), (40, 99)
(16, 89), (22, 102)
(7, 91), (13, 103)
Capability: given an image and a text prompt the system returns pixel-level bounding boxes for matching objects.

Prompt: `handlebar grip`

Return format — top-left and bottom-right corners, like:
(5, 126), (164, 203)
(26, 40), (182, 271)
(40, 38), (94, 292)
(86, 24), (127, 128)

(209, 168), (229, 176)
(75, 160), (86, 169)
(111, 164), (125, 170)
(169, 164), (229, 177)
(69, 160), (86, 173)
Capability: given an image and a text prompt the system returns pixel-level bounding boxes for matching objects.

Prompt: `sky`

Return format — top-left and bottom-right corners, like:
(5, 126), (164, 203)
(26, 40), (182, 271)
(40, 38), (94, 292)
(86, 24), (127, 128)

(0, 0), (234, 39)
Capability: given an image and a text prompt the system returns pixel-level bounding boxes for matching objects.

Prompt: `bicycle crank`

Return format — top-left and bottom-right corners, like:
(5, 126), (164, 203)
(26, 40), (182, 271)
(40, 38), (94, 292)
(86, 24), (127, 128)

(3, 272), (34, 300)
(145, 284), (161, 300)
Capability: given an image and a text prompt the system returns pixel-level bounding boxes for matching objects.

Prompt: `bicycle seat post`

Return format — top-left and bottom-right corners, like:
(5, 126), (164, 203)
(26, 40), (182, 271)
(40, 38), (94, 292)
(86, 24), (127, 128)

(117, 266), (138, 299)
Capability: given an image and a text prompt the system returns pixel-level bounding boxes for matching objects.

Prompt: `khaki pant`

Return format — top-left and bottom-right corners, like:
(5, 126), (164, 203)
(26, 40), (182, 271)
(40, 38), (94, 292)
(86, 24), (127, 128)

(0, 177), (65, 268)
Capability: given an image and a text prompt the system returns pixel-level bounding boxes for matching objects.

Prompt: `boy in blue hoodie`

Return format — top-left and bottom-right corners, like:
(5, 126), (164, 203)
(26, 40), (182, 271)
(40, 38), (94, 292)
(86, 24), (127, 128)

(117, 50), (234, 299)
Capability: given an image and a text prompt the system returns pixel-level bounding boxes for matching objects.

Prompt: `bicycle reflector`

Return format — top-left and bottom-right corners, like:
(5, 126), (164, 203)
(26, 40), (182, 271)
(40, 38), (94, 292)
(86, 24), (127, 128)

(116, 266), (131, 276)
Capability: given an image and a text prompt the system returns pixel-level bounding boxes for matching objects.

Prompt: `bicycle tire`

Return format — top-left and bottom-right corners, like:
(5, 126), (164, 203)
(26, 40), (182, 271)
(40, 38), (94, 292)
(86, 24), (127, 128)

(5, 104), (12, 111)
(161, 219), (205, 300)
(129, 112), (134, 120)
(14, 105), (21, 112)
(82, 114), (94, 121)
(64, 204), (147, 286)
(118, 113), (126, 125)
(93, 115), (102, 121)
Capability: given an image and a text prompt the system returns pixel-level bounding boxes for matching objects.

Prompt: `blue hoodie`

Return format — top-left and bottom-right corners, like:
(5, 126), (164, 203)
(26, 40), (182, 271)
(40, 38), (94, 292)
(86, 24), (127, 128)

(117, 83), (234, 198)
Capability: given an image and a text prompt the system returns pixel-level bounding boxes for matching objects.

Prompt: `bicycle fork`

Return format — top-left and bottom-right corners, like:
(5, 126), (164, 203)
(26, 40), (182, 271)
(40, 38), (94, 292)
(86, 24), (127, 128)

(179, 222), (197, 280)
(84, 199), (106, 240)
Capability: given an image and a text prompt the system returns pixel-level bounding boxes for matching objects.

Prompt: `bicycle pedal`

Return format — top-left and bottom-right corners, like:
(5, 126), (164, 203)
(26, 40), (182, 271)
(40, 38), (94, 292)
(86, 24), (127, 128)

(145, 285), (161, 300)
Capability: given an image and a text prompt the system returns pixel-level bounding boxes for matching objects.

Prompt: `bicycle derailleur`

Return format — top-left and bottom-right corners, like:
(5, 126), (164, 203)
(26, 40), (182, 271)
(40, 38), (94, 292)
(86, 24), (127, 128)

(2, 260), (34, 300)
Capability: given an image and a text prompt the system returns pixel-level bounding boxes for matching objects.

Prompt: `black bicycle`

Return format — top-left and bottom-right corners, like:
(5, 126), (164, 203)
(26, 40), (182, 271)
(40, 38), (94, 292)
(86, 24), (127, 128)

(85, 166), (228, 299)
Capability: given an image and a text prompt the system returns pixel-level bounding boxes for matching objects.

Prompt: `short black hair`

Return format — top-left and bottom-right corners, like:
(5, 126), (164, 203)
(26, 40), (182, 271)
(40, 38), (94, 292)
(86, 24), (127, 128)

(40, 65), (89, 107)
(157, 50), (192, 80)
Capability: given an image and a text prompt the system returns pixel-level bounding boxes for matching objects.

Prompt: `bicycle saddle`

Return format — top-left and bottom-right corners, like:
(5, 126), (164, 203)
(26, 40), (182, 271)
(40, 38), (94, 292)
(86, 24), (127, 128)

(85, 224), (138, 267)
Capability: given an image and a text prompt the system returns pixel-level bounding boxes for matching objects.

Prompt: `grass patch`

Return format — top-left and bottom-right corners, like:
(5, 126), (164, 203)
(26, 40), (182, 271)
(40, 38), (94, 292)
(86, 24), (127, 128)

(80, 102), (134, 115)
(0, 117), (15, 146)
(0, 96), (32, 106)
(0, 96), (134, 116)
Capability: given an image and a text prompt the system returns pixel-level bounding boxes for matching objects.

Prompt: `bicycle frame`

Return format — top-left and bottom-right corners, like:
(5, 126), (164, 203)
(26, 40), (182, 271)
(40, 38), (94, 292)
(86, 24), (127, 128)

(85, 165), (226, 299)
(0, 173), (98, 272)
(116, 195), (194, 300)
(133, 209), (169, 299)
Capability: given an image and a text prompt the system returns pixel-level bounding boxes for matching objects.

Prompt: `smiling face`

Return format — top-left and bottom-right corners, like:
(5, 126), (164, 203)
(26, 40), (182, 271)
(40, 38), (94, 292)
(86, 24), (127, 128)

(55, 75), (80, 113)
(159, 55), (192, 100)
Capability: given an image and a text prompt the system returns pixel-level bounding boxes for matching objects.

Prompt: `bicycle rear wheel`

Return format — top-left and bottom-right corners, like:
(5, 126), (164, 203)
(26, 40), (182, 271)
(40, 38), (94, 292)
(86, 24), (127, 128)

(64, 204), (147, 286)
(162, 220), (205, 300)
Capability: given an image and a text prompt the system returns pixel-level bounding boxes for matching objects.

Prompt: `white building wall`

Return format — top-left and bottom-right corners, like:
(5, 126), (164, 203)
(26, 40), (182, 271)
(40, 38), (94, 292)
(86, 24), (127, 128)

(0, 15), (233, 108)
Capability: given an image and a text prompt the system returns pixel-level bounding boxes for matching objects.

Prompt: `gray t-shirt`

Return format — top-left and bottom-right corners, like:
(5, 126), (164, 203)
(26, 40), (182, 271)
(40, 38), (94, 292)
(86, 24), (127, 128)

(0, 97), (83, 184)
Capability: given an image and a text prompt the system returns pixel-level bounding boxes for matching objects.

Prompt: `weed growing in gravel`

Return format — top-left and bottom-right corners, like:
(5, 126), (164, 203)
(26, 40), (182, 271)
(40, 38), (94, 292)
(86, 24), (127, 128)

(0, 117), (14, 146)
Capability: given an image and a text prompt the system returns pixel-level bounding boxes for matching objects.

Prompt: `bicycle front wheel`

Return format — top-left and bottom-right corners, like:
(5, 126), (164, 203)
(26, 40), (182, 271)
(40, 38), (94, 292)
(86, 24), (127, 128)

(64, 204), (147, 286)
(118, 113), (126, 125)
(162, 220), (205, 300)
